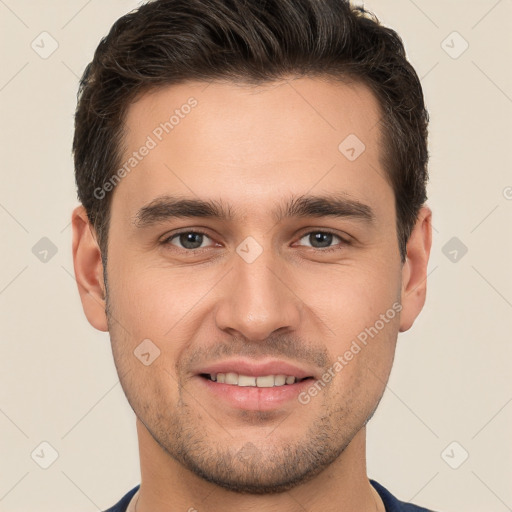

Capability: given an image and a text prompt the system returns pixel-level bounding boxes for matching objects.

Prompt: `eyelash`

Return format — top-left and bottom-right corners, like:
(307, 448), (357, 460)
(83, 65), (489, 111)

(161, 229), (350, 253)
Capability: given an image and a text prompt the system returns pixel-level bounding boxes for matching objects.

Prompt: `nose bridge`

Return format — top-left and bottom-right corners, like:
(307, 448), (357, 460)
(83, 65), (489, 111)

(215, 239), (301, 340)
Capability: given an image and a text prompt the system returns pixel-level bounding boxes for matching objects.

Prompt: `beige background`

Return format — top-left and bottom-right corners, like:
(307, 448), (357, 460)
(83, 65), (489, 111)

(0, 0), (511, 510)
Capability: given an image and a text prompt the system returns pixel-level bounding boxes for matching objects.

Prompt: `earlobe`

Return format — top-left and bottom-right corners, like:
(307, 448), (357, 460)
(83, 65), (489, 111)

(71, 206), (108, 332)
(399, 206), (432, 333)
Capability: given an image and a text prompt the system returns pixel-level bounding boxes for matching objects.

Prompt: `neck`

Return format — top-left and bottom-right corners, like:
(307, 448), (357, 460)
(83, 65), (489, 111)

(134, 419), (384, 512)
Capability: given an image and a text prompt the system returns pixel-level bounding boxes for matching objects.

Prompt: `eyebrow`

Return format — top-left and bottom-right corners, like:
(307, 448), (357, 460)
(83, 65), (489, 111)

(133, 193), (375, 228)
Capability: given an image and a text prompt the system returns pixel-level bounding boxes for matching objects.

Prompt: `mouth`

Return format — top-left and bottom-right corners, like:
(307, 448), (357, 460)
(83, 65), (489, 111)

(193, 359), (318, 411)
(199, 372), (314, 387)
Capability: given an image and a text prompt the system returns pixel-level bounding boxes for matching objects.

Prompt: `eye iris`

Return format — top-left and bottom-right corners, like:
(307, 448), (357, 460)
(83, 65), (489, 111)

(310, 232), (333, 248)
(180, 232), (203, 249)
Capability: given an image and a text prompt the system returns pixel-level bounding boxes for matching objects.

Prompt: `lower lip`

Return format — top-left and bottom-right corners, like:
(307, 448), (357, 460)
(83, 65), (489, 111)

(197, 376), (314, 411)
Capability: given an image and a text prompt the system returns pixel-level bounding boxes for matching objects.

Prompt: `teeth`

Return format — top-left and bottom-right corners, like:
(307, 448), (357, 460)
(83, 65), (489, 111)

(225, 372), (238, 385)
(274, 375), (286, 386)
(208, 373), (300, 387)
(238, 375), (256, 386)
(256, 375), (274, 387)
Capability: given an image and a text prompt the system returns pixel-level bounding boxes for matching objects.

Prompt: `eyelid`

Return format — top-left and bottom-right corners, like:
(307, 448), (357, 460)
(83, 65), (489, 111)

(161, 229), (216, 248)
(294, 227), (351, 244)
(161, 227), (351, 253)
(293, 230), (351, 253)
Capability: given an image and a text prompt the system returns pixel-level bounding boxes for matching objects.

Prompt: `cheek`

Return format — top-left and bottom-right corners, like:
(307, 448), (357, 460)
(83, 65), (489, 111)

(108, 262), (206, 335)
(317, 313), (398, 419)
(295, 262), (400, 386)
(105, 270), (184, 407)
(296, 260), (401, 334)
(106, 264), (216, 387)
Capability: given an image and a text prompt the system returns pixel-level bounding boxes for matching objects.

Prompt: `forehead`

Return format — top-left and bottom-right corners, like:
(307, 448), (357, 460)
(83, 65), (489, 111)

(115, 77), (391, 221)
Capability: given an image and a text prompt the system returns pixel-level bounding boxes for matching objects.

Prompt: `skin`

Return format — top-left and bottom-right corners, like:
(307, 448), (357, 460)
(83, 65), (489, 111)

(72, 77), (432, 512)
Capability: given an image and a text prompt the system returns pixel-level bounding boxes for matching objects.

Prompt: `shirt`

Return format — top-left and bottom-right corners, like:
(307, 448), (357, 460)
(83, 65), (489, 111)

(103, 479), (437, 511)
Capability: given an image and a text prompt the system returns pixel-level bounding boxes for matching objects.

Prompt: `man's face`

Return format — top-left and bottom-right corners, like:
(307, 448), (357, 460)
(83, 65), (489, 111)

(103, 78), (405, 492)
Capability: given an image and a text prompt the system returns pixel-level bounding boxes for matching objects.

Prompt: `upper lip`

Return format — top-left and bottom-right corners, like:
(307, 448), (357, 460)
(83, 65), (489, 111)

(195, 358), (316, 380)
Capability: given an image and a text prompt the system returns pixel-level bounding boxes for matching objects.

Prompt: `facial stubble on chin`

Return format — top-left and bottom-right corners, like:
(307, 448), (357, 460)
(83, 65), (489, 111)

(142, 386), (364, 494)
(103, 275), (389, 495)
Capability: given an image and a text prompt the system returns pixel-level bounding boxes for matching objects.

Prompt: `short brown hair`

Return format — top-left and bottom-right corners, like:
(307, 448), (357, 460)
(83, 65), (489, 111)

(73, 0), (429, 262)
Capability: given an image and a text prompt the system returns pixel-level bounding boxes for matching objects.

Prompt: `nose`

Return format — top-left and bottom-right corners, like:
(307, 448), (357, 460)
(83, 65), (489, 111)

(214, 247), (302, 341)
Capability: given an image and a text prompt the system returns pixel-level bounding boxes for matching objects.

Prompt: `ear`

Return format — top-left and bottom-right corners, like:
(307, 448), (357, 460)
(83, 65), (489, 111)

(71, 205), (108, 332)
(399, 206), (432, 332)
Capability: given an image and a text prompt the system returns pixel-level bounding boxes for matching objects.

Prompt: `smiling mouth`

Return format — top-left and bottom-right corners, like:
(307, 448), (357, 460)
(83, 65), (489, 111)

(199, 373), (314, 388)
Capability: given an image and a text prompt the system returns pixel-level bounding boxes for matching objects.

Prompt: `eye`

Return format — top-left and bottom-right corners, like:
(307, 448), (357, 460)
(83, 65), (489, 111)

(296, 231), (348, 251)
(164, 231), (215, 250)
(161, 229), (349, 253)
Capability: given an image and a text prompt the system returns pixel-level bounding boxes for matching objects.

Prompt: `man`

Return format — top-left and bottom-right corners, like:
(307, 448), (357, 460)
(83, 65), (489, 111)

(71, 0), (434, 510)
